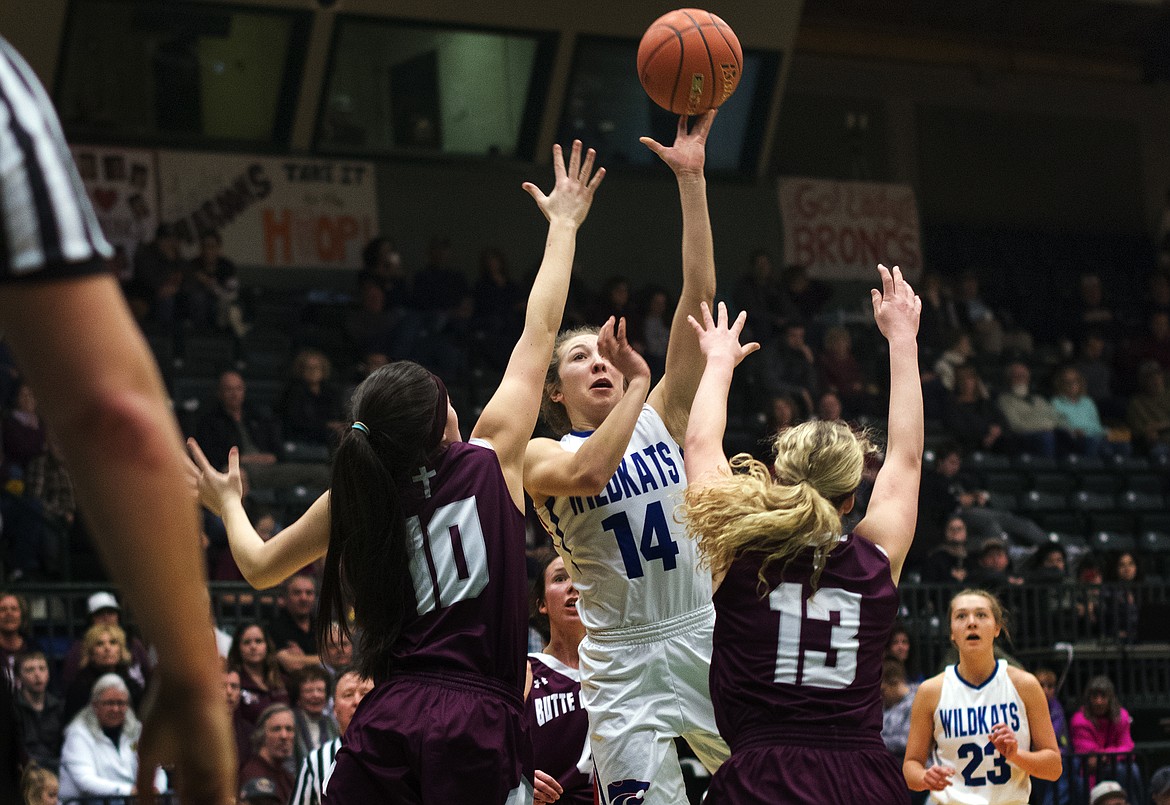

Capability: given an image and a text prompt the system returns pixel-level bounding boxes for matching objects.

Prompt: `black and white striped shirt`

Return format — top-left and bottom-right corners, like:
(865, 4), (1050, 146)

(290, 735), (340, 805)
(0, 36), (110, 279)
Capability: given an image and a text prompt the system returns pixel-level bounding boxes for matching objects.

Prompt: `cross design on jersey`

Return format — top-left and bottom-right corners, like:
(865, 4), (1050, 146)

(412, 465), (437, 498)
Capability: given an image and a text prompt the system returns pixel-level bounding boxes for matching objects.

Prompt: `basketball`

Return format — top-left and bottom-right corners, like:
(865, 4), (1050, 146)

(637, 9), (743, 116)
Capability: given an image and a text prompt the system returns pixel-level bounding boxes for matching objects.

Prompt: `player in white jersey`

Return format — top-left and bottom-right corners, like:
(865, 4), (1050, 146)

(526, 110), (728, 805)
(905, 590), (1061, 804)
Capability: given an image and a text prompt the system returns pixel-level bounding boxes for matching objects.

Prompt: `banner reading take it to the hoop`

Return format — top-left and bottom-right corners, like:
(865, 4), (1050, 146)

(156, 152), (379, 268)
(778, 178), (922, 281)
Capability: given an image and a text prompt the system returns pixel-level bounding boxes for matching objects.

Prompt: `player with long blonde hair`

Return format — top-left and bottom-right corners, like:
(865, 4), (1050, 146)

(683, 264), (923, 804)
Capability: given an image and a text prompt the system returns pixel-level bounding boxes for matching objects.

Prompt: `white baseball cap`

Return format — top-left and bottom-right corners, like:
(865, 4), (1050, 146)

(87, 591), (121, 615)
(1089, 781), (1127, 805)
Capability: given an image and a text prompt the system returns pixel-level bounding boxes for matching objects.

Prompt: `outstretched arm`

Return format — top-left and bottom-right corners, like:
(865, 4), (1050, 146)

(188, 439), (329, 590)
(473, 141), (604, 509)
(684, 302), (760, 488)
(641, 111), (718, 441)
(525, 317), (651, 500)
(855, 265), (922, 583)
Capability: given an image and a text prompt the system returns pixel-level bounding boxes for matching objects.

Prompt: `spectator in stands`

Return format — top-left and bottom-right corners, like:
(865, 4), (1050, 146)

(358, 237), (409, 310)
(967, 537), (1024, 596)
(920, 515), (969, 586)
(998, 362), (1064, 457)
(1091, 781), (1132, 805)
(1078, 332), (1118, 412)
(345, 279), (403, 358)
(631, 284), (672, 382)
(238, 776), (283, 805)
(942, 363), (1006, 452)
(1069, 272), (1119, 342)
(290, 665), (339, 768)
(1028, 543), (1070, 584)
(1134, 312), (1170, 372)
(406, 235), (473, 377)
(189, 229), (248, 338)
(20, 763), (57, 805)
(472, 246), (526, 371)
(15, 650), (64, 772)
(0, 592), (39, 685)
(780, 262), (832, 320)
(933, 331), (977, 392)
(291, 667), (374, 805)
(268, 574), (319, 675)
(59, 673), (167, 802)
(278, 349), (344, 448)
(880, 659), (917, 762)
(64, 623), (144, 722)
(1071, 675), (1140, 797)
(589, 274), (636, 328)
(224, 665), (251, 773)
(62, 592), (151, 692)
(885, 624), (924, 684)
(732, 249), (792, 346)
(228, 622), (289, 725)
(816, 390), (844, 423)
(2, 381), (46, 480)
(818, 326), (878, 417)
(917, 273), (960, 359)
(755, 320), (818, 417)
(1034, 667), (1073, 805)
(1053, 365), (1118, 458)
(127, 223), (184, 327)
(1150, 765), (1170, 805)
(240, 703), (296, 804)
(917, 443), (1046, 560)
(1126, 362), (1170, 456)
(955, 270), (1009, 355)
(1102, 552), (1141, 645)
(23, 433), (74, 578)
(319, 621), (352, 686)
(195, 370), (331, 489)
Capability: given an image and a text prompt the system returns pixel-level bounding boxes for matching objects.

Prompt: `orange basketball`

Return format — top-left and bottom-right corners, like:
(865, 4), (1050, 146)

(637, 9), (743, 116)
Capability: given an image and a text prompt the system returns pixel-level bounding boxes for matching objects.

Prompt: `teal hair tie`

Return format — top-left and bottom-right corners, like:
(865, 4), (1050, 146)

(351, 421), (370, 435)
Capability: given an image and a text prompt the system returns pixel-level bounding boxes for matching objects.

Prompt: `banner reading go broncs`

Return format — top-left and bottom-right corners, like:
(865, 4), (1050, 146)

(778, 178), (922, 281)
(156, 152), (378, 269)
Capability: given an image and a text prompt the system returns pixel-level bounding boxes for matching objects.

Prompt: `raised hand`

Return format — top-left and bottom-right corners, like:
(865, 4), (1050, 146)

(640, 109), (717, 178)
(598, 316), (651, 384)
(871, 264), (922, 343)
(686, 301), (760, 369)
(523, 140), (606, 227)
(187, 438), (243, 518)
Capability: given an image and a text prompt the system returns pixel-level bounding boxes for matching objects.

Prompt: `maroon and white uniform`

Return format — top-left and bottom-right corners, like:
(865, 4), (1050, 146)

(527, 653), (592, 805)
(705, 532), (909, 805)
(325, 439), (533, 805)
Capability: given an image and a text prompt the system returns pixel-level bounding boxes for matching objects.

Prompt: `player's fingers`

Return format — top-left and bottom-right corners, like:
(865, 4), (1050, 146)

(587, 166), (606, 191)
(616, 316), (627, 343)
(676, 114), (688, 140)
(579, 147), (597, 183)
(522, 182), (547, 207)
(715, 300), (729, 328)
(743, 341), (762, 357)
(686, 314), (703, 335)
(892, 265), (905, 294)
(870, 288), (881, 318)
(227, 446), (241, 479)
(700, 300), (715, 328)
(731, 309), (748, 336)
(877, 263), (894, 297)
(187, 437), (213, 472)
(568, 139), (583, 179)
(639, 136), (665, 156)
(551, 143), (566, 180)
(694, 108), (717, 137)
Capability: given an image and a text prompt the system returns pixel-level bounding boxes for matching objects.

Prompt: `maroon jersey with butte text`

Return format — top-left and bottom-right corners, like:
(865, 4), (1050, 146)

(389, 439), (529, 691)
(526, 653), (592, 805)
(710, 533), (898, 748)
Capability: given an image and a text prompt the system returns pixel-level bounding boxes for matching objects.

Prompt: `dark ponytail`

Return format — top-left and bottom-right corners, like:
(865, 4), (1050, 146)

(317, 361), (441, 680)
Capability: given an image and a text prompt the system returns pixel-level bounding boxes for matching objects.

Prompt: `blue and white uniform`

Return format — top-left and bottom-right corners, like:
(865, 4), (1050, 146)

(536, 404), (728, 805)
(931, 660), (1032, 805)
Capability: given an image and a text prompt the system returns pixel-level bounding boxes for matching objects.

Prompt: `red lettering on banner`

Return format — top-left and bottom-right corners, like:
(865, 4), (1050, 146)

(263, 209), (293, 263)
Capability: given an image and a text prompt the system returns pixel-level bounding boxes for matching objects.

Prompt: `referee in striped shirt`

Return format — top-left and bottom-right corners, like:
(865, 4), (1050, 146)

(292, 668), (374, 805)
(0, 35), (235, 805)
